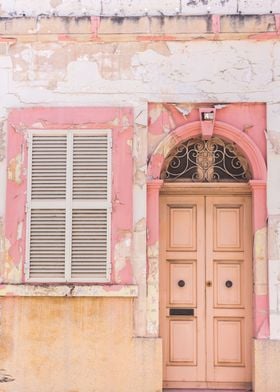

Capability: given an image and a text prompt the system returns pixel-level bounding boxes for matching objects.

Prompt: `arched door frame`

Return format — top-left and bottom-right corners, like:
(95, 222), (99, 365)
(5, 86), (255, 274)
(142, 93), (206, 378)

(146, 120), (268, 339)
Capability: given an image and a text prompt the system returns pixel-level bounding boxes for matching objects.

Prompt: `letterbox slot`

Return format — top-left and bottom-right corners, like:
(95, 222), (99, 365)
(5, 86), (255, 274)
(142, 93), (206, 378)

(169, 308), (194, 316)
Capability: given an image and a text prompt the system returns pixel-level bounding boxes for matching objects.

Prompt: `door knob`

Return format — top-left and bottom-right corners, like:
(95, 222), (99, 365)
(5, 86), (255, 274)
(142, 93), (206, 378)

(206, 281), (212, 287)
(225, 280), (233, 288)
(178, 280), (185, 287)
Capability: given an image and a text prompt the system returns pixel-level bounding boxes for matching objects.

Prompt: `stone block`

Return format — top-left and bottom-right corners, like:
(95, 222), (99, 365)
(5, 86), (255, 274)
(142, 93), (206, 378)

(149, 15), (209, 34)
(254, 339), (280, 391)
(220, 15), (276, 33)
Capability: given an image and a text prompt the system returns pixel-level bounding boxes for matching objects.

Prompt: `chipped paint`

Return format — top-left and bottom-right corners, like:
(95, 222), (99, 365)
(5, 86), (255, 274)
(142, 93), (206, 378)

(173, 104), (191, 118)
(254, 227), (268, 296)
(0, 284), (138, 297)
(114, 232), (133, 284)
(267, 131), (280, 155)
(147, 248), (160, 336)
(269, 215), (280, 260)
(7, 154), (23, 184)
(0, 122), (5, 161)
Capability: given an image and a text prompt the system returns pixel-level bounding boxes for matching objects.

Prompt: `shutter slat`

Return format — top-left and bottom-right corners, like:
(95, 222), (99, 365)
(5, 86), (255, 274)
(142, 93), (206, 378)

(31, 135), (67, 199)
(71, 209), (108, 279)
(29, 209), (66, 279)
(72, 135), (108, 200)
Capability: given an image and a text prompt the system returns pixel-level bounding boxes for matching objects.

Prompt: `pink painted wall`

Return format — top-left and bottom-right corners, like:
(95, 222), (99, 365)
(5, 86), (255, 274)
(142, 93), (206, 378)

(148, 103), (267, 161)
(5, 107), (134, 284)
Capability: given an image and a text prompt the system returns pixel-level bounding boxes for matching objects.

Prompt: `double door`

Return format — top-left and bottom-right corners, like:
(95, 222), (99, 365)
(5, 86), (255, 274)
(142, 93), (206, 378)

(160, 192), (252, 390)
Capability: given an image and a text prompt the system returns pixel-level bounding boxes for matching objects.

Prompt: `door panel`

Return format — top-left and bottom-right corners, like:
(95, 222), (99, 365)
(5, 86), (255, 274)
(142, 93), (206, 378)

(214, 205), (244, 251)
(214, 261), (243, 307)
(168, 207), (197, 250)
(169, 319), (197, 364)
(160, 192), (252, 389)
(169, 262), (196, 305)
(160, 196), (205, 383)
(214, 318), (244, 366)
(206, 195), (252, 383)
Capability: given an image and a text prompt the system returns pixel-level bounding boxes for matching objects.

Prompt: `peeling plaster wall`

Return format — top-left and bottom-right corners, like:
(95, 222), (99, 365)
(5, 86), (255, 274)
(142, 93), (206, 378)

(0, 12), (280, 391)
(0, 0), (280, 16)
(2, 39), (280, 105)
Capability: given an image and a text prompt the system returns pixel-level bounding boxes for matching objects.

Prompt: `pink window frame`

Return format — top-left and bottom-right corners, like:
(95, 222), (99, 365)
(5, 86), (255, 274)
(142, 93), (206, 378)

(5, 107), (133, 285)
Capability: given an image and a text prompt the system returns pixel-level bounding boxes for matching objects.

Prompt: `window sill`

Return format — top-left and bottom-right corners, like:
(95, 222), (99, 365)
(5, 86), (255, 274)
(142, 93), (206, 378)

(0, 284), (138, 297)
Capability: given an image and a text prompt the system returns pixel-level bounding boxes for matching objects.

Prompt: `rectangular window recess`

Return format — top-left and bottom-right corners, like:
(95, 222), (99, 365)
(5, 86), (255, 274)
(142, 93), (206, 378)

(25, 129), (112, 283)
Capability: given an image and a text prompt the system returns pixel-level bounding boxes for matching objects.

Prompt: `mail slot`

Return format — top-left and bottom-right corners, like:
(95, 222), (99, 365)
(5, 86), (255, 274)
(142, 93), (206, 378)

(169, 308), (194, 316)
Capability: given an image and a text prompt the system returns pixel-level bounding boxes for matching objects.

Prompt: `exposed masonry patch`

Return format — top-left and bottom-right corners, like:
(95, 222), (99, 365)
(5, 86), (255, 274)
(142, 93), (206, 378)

(0, 123), (5, 161)
(267, 131), (280, 155)
(0, 219), (4, 261)
(254, 227), (268, 296)
(269, 215), (280, 260)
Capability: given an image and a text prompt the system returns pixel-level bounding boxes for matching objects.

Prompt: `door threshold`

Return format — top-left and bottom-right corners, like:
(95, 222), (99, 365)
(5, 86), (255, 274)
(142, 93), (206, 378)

(163, 389), (252, 392)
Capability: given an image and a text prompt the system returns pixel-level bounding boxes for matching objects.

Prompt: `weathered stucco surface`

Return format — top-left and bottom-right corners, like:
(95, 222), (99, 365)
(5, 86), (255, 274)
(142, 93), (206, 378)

(0, 0), (280, 16)
(0, 297), (162, 392)
(254, 339), (280, 392)
(0, 10), (279, 392)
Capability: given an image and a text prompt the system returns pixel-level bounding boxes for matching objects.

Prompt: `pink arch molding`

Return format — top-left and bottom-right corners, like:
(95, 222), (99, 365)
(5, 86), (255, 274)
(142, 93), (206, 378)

(147, 120), (269, 339)
(148, 121), (266, 181)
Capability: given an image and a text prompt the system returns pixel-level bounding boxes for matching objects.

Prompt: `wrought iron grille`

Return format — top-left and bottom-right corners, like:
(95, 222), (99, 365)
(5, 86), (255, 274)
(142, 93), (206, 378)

(162, 137), (251, 182)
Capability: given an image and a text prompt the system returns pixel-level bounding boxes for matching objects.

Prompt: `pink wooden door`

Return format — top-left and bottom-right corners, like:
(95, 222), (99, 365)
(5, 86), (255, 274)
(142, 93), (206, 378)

(160, 191), (252, 390)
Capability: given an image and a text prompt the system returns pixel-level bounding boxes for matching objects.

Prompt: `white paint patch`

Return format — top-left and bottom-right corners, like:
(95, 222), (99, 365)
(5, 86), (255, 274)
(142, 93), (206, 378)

(114, 232), (132, 283)
(17, 221), (23, 240)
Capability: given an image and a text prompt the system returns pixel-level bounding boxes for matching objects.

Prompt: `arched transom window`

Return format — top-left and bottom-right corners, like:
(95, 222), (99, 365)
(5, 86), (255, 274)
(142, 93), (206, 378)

(162, 137), (251, 182)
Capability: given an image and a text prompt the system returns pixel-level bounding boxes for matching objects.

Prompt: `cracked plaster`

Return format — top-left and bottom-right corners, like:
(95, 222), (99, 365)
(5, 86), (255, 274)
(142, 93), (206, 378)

(0, 122), (5, 162)
(254, 227), (268, 296)
(6, 40), (280, 105)
(269, 216), (280, 261)
(114, 232), (132, 284)
(269, 260), (280, 313)
(0, 0), (280, 16)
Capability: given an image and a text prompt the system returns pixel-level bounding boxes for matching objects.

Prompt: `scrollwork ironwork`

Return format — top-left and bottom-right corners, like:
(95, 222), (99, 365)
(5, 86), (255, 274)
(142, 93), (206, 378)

(162, 137), (251, 182)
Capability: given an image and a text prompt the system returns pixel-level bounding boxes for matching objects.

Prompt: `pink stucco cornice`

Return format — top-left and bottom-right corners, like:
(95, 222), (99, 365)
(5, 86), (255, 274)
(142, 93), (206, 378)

(148, 120), (267, 181)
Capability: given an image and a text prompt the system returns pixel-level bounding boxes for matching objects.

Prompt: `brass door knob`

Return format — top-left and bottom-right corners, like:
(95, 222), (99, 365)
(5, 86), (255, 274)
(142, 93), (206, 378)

(206, 281), (212, 287)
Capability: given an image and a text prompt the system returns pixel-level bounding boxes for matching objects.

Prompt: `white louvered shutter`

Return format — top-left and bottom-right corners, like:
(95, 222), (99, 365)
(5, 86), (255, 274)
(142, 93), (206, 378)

(26, 130), (111, 282)
(71, 134), (110, 280)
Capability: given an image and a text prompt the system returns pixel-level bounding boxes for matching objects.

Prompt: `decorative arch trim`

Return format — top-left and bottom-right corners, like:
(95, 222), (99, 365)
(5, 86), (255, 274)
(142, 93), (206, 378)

(148, 121), (266, 181)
